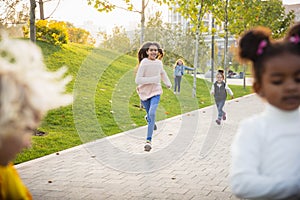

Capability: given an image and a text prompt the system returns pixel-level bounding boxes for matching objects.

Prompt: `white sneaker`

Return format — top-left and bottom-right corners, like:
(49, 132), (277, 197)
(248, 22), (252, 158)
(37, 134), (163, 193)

(144, 141), (152, 152)
(174, 91), (177, 94)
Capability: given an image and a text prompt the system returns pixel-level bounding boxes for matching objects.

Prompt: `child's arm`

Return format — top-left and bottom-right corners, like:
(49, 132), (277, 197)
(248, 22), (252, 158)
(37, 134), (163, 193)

(173, 67), (176, 77)
(161, 68), (172, 89)
(184, 66), (195, 71)
(210, 84), (214, 95)
(225, 83), (234, 99)
(230, 119), (300, 199)
(135, 65), (160, 85)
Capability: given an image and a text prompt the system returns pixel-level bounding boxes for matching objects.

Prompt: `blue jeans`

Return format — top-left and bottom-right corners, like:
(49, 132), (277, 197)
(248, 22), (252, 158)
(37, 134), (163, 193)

(216, 100), (225, 120)
(141, 95), (160, 141)
(174, 76), (182, 92)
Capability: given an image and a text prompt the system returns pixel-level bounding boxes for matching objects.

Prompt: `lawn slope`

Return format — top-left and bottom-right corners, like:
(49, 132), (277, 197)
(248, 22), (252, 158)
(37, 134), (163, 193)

(15, 41), (252, 164)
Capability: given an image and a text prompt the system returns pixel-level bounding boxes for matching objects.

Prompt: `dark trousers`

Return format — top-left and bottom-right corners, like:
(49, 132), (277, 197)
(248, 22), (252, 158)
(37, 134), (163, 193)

(174, 76), (182, 92)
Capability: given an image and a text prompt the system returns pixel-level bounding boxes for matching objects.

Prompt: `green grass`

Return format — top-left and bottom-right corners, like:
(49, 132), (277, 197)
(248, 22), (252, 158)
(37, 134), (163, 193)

(14, 41), (253, 164)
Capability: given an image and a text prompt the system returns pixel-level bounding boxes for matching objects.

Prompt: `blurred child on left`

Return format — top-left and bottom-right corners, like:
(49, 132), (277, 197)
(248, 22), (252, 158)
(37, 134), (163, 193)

(0, 34), (72, 199)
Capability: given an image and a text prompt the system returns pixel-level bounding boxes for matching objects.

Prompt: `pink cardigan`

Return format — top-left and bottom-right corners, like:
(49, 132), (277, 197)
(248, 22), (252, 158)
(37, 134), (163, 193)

(135, 58), (172, 101)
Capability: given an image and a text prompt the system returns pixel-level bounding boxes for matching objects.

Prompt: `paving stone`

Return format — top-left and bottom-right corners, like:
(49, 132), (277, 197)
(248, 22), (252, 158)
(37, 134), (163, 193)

(16, 94), (264, 199)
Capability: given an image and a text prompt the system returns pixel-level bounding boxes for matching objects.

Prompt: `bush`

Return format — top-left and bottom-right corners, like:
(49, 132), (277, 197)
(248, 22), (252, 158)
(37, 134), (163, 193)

(35, 20), (68, 45)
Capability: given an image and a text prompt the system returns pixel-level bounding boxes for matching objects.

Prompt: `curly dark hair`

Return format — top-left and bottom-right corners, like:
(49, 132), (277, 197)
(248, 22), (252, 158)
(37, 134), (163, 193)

(238, 25), (300, 87)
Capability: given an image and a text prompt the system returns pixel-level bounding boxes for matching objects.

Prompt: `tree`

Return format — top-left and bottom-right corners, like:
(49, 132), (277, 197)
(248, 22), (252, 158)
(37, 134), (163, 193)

(37, 0), (64, 20)
(86, 0), (165, 45)
(213, 0), (294, 39)
(127, 11), (209, 71)
(144, 12), (165, 42)
(169, 0), (294, 88)
(161, 0), (219, 97)
(257, 0), (294, 39)
(67, 26), (93, 45)
(210, 0), (230, 79)
(0, 0), (29, 27)
(38, 0), (45, 19)
(99, 26), (131, 53)
(210, 0), (294, 87)
(30, 0), (36, 42)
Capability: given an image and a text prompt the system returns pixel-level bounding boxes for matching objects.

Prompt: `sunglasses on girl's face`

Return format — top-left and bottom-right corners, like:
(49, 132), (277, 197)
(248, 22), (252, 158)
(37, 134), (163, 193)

(149, 48), (158, 52)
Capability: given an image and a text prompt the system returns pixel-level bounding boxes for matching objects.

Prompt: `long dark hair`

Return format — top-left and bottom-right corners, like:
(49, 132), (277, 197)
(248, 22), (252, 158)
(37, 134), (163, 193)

(137, 41), (161, 63)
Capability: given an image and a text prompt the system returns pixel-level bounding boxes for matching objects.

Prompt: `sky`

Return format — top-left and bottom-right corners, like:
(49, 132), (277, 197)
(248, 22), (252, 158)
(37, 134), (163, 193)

(283, 0), (300, 4)
(44, 0), (299, 36)
(45, 0), (168, 34)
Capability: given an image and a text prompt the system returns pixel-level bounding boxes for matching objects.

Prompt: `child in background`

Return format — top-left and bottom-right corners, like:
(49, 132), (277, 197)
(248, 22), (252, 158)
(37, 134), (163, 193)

(210, 70), (234, 125)
(173, 59), (194, 94)
(230, 25), (300, 199)
(0, 34), (72, 199)
(135, 41), (172, 152)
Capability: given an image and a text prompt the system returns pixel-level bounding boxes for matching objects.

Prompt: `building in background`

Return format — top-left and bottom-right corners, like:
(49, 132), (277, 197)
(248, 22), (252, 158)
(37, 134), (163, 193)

(168, 6), (216, 32)
(168, 2), (300, 69)
(167, 5), (236, 70)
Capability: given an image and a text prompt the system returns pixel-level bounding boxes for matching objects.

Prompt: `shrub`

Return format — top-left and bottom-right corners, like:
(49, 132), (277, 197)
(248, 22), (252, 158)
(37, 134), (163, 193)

(35, 20), (68, 45)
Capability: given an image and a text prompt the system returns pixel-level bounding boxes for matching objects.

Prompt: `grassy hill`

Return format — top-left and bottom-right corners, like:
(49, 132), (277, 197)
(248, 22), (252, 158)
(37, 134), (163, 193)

(15, 41), (253, 164)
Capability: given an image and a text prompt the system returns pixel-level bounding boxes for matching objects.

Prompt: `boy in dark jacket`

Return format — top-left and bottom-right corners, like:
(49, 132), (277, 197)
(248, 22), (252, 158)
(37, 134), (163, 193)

(210, 70), (234, 125)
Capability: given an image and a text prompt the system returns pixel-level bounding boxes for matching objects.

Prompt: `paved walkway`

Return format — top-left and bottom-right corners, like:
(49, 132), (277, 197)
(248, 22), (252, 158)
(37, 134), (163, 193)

(16, 94), (265, 200)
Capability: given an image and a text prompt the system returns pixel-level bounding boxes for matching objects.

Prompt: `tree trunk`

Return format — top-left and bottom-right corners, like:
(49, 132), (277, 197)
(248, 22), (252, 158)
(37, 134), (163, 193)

(211, 16), (215, 83)
(140, 0), (145, 45)
(192, 2), (204, 98)
(243, 64), (246, 89)
(138, 0), (146, 108)
(39, 0), (44, 20)
(30, 0), (36, 42)
(193, 30), (199, 98)
(223, 0), (229, 82)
